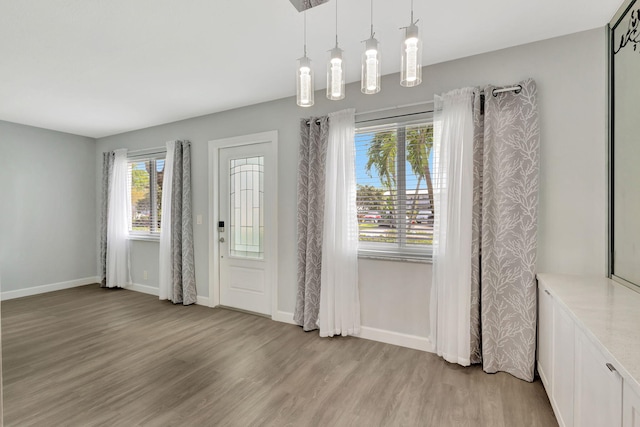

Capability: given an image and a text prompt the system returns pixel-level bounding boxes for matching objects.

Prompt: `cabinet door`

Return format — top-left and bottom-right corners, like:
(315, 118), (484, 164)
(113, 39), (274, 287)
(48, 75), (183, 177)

(574, 328), (623, 427)
(552, 303), (575, 427)
(537, 285), (553, 389)
(624, 381), (640, 427)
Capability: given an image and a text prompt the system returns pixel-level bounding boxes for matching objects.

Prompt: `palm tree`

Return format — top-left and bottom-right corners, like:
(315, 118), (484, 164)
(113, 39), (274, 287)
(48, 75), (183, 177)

(365, 125), (434, 227)
(365, 130), (397, 189)
(406, 125), (434, 223)
(365, 131), (399, 228)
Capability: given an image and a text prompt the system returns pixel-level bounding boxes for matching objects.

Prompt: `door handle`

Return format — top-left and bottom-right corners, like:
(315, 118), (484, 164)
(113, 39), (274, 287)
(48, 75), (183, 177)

(606, 363), (617, 373)
(219, 237), (225, 243)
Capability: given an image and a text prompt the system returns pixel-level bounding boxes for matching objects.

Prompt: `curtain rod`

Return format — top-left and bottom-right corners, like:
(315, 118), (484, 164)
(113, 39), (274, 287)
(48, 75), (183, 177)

(305, 101), (433, 126)
(356, 110), (433, 125)
(304, 85), (523, 125)
(488, 85), (522, 96)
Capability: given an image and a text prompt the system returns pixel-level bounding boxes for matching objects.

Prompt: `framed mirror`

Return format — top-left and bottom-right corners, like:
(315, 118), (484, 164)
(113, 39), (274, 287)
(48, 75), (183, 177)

(610, 0), (640, 286)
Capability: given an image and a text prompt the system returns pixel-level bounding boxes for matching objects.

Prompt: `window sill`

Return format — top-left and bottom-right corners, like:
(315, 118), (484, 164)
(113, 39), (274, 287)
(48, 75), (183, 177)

(128, 234), (161, 242)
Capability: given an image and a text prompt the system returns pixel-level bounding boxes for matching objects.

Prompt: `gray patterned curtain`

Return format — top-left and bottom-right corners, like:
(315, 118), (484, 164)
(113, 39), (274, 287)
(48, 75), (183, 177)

(100, 151), (115, 287)
(294, 116), (329, 331)
(470, 78), (540, 381)
(469, 92), (484, 364)
(168, 140), (197, 305)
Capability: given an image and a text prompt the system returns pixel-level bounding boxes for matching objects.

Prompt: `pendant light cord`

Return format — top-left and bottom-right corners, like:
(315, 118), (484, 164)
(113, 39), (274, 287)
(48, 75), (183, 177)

(411, 0), (414, 22)
(335, 0), (339, 47)
(370, 0), (374, 38)
(303, 11), (307, 56)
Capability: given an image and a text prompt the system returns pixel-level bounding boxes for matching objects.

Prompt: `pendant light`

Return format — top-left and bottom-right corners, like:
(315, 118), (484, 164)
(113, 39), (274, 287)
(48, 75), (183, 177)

(326, 0), (345, 100)
(361, 0), (380, 94)
(400, 0), (422, 87)
(297, 12), (314, 107)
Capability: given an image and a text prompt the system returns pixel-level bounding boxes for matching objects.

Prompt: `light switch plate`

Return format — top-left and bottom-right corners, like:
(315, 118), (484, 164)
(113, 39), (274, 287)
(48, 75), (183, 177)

(197, 214), (202, 225)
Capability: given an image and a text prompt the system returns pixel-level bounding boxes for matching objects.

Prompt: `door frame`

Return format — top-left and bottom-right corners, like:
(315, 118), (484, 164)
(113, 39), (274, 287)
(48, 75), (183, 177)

(208, 130), (278, 317)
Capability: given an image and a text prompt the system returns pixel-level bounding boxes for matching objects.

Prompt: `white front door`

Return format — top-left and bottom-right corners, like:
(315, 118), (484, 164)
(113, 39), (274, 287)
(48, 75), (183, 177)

(216, 140), (276, 315)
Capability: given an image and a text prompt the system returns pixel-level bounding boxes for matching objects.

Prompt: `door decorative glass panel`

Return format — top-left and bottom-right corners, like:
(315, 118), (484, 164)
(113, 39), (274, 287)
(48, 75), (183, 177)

(229, 156), (264, 258)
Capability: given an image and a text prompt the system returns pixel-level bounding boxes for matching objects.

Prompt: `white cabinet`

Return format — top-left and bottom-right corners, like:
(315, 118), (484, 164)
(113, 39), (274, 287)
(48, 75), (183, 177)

(552, 303), (575, 427)
(537, 275), (640, 427)
(538, 281), (575, 427)
(537, 286), (553, 387)
(623, 381), (640, 427)
(574, 328), (622, 427)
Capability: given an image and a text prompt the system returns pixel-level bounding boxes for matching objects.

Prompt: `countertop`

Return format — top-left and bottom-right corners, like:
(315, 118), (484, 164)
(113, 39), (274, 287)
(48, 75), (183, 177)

(537, 273), (640, 394)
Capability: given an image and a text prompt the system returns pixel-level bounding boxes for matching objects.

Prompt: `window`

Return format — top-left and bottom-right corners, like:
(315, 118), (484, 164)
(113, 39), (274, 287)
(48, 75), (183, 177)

(355, 119), (434, 260)
(127, 154), (165, 237)
(229, 156), (264, 259)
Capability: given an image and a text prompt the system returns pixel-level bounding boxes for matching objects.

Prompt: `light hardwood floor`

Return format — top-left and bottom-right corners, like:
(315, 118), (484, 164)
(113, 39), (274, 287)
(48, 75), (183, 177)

(2, 285), (557, 426)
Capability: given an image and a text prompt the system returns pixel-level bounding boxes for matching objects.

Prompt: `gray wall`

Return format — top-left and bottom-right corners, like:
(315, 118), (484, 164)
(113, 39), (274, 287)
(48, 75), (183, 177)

(0, 121), (97, 292)
(96, 28), (607, 337)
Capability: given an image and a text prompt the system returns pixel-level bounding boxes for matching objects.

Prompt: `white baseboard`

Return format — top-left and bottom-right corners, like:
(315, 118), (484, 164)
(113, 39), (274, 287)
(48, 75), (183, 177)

(269, 310), (432, 352)
(272, 310), (296, 324)
(356, 326), (433, 352)
(125, 282), (158, 296)
(196, 296), (210, 306)
(1, 276), (101, 301)
(125, 283), (209, 307)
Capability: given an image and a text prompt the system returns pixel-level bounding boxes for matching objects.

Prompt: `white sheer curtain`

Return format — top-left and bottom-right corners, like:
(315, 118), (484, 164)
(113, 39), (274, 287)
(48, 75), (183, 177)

(158, 141), (175, 301)
(430, 88), (475, 365)
(106, 148), (131, 288)
(318, 108), (360, 337)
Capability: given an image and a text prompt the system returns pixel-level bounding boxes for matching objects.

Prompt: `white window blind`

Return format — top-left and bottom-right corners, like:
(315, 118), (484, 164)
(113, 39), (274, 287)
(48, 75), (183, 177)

(355, 118), (434, 260)
(127, 152), (166, 236)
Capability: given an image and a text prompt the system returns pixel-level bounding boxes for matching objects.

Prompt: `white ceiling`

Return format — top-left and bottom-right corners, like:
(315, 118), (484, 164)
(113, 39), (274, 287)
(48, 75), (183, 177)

(0, 0), (622, 138)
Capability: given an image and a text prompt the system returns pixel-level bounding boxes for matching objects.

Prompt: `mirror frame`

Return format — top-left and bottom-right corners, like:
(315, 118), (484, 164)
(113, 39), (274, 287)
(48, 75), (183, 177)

(609, 0), (639, 288)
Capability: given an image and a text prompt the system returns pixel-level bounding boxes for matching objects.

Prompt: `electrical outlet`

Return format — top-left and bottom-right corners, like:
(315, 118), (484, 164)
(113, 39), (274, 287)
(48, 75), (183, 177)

(143, 270), (148, 280)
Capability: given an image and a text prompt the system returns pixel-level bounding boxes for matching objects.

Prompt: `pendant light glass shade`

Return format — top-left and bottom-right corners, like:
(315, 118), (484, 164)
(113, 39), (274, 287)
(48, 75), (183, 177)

(327, 0), (345, 101)
(297, 55), (314, 107)
(401, 22), (422, 87)
(326, 47), (345, 100)
(297, 12), (314, 107)
(361, 37), (380, 94)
